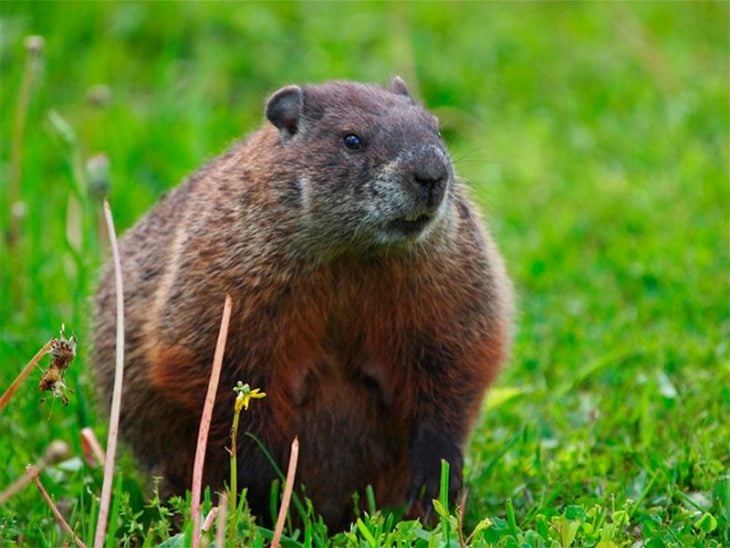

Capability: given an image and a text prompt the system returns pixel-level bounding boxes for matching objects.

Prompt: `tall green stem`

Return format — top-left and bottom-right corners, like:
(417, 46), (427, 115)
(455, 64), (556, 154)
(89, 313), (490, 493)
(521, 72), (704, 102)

(230, 407), (241, 514)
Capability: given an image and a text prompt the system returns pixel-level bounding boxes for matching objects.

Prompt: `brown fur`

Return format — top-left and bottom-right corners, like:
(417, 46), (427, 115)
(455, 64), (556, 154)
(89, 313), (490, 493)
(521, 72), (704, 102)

(92, 79), (513, 529)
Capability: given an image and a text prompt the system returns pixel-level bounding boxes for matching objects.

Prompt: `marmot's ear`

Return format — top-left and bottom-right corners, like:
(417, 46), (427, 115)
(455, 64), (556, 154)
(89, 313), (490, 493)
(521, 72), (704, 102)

(266, 85), (303, 140)
(389, 76), (412, 98)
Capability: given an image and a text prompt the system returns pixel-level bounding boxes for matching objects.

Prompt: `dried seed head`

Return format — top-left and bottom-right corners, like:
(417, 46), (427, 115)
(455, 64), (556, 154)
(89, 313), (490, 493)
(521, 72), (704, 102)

(24, 35), (44, 56)
(44, 440), (71, 464)
(87, 84), (112, 108)
(50, 335), (77, 370)
(87, 153), (111, 200)
(39, 326), (77, 405)
(10, 201), (27, 220)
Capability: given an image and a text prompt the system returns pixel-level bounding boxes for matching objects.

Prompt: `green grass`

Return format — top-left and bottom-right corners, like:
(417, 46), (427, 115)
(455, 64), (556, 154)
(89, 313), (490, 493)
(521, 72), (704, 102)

(1, 2), (728, 546)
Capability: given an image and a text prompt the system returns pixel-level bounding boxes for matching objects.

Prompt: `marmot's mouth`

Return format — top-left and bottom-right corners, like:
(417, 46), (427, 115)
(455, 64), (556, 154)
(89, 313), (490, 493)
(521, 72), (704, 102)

(389, 213), (432, 236)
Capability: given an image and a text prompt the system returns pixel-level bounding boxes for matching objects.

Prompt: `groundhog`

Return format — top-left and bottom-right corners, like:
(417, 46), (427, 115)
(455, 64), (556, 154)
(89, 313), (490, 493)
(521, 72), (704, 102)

(92, 78), (513, 529)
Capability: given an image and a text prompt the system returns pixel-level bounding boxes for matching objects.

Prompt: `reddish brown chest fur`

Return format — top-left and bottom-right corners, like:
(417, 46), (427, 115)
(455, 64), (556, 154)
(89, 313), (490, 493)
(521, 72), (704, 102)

(250, 256), (452, 517)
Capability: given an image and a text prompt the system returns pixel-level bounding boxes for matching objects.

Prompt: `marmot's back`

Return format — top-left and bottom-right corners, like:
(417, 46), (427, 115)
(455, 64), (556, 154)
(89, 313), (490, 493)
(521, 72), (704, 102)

(92, 79), (513, 529)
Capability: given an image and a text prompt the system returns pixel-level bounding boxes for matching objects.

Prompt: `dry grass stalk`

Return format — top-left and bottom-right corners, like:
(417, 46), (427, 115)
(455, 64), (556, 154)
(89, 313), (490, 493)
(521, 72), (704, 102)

(215, 492), (229, 547)
(0, 440), (70, 505)
(201, 506), (218, 532)
(93, 200), (126, 548)
(191, 294), (233, 548)
(456, 488), (469, 548)
(28, 464), (86, 548)
(272, 436), (300, 548)
(80, 427), (106, 467)
(0, 339), (53, 411)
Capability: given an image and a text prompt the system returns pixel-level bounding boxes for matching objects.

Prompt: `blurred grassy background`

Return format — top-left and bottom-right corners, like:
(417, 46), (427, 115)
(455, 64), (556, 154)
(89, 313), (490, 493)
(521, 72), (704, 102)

(1, 1), (728, 545)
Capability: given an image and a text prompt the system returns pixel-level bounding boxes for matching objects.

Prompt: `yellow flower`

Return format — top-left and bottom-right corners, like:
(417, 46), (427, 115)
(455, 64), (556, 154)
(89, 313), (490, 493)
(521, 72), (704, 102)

(234, 381), (266, 412)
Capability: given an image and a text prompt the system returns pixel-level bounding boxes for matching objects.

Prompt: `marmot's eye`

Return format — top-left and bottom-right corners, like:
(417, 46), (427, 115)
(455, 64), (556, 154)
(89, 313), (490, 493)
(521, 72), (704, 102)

(343, 134), (363, 151)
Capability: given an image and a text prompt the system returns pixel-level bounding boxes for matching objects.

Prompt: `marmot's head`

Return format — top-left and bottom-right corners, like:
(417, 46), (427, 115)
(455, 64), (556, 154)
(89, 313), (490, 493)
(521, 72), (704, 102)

(265, 78), (454, 257)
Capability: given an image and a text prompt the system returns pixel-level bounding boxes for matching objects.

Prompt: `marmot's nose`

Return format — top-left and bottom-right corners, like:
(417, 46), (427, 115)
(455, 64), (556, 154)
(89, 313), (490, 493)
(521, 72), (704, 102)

(411, 154), (448, 207)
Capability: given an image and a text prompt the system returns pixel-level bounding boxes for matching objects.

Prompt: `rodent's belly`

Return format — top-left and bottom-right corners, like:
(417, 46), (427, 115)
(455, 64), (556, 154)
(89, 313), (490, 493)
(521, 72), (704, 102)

(294, 371), (398, 463)
(288, 365), (409, 514)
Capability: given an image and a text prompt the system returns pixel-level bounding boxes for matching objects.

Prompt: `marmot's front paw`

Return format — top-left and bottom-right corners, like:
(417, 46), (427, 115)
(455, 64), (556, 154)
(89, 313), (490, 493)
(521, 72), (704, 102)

(405, 422), (464, 523)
